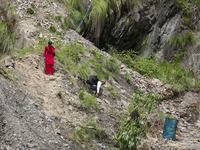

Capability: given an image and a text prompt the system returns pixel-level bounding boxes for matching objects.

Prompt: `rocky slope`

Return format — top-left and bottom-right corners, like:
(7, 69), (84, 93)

(0, 0), (200, 149)
(82, 0), (200, 72)
(0, 33), (200, 149)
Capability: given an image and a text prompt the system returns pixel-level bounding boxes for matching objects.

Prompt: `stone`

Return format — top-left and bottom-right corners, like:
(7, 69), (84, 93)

(104, 99), (110, 105)
(122, 100), (130, 108)
(87, 126), (94, 129)
(68, 105), (73, 111)
(4, 58), (14, 68)
(162, 106), (170, 113)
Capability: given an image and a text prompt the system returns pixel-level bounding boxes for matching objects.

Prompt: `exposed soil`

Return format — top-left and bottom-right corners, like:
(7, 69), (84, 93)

(0, 50), (199, 149)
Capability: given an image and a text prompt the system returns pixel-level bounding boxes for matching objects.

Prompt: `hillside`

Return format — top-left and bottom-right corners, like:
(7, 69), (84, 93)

(0, 0), (200, 150)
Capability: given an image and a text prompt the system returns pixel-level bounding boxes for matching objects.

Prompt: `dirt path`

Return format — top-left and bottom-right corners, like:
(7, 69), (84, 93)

(14, 54), (85, 125)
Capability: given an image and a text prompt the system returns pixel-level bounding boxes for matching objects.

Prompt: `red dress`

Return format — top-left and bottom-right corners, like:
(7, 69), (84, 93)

(44, 45), (55, 74)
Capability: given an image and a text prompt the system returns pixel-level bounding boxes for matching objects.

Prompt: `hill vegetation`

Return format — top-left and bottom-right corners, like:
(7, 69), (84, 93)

(0, 0), (200, 149)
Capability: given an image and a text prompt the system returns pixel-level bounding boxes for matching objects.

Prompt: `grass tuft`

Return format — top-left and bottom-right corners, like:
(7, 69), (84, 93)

(79, 90), (99, 110)
(73, 117), (107, 143)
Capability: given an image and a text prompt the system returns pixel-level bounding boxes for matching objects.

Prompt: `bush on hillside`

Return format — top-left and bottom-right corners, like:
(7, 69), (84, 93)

(0, 1), (16, 54)
(27, 8), (34, 15)
(117, 51), (200, 92)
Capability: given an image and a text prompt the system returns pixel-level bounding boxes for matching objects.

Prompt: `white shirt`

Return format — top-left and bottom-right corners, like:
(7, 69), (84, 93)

(97, 81), (102, 93)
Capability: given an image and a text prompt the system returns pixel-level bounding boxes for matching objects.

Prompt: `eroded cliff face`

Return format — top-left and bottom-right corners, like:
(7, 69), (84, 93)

(82, 0), (179, 50)
(0, 0), (200, 149)
(82, 0), (200, 71)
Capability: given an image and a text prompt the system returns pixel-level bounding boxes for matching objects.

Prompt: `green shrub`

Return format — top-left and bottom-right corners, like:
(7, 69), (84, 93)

(90, 52), (107, 78)
(57, 91), (63, 99)
(115, 91), (162, 150)
(27, 8), (34, 15)
(61, 22), (67, 30)
(31, 3), (36, 8)
(170, 34), (184, 49)
(56, 41), (85, 73)
(55, 15), (62, 22)
(106, 86), (120, 98)
(183, 17), (191, 25)
(70, 77), (78, 87)
(106, 58), (120, 76)
(62, 17), (73, 30)
(89, 0), (109, 25)
(185, 32), (196, 45)
(170, 32), (196, 49)
(79, 90), (99, 110)
(0, 22), (16, 54)
(0, 67), (18, 81)
(0, 2), (16, 54)
(78, 63), (93, 81)
(194, 0), (200, 7)
(178, 0), (200, 12)
(124, 73), (133, 83)
(116, 51), (200, 92)
(177, 0), (191, 16)
(69, 0), (84, 11)
(63, 6), (84, 30)
(73, 117), (106, 142)
(36, 22), (42, 27)
(49, 26), (56, 32)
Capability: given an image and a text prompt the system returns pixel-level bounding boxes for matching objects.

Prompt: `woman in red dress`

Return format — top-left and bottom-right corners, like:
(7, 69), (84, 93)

(44, 41), (55, 75)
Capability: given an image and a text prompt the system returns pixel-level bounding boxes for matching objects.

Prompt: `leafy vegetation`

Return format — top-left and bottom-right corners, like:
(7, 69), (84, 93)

(69, 0), (84, 11)
(49, 25), (56, 33)
(170, 32), (196, 49)
(73, 117), (107, 143)
(78, 63), (93, 81)
(0, 66), (18, 81)
(117, 50), (200, 92)
(55, 15), (62, 22)
(124, 73), (133, 83)
(106, 58), (120, 77)
(56, 41), (85, 73)
(115, 91), (162, 150)
(106, 86), (120, 98)
(177, 0), (191, 16)
(56, 0), (85, 30)
(177, 0), (200, 16)
(194, 0), (200, 6)
(89, 50), (120, 81)
(27, 8), (35, 15)
(0, 22), (16, 55)
(57, 91), (63, 99)
(79, 90), (99, 110)
(69, 77), (78, 87)
(0, 2), (16, 54)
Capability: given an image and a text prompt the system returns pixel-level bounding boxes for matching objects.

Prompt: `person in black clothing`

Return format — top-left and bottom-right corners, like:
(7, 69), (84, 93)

(86, 75), (106, 98)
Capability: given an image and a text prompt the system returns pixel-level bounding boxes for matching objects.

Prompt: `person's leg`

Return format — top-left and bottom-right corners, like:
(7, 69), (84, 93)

(46, 64), (50, 75)
(98, 87), (103, 97)
(50, 64), (54, 75)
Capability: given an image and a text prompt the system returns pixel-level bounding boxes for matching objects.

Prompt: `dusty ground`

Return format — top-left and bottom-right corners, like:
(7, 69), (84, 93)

(0, 50), (199, 149)
(0, 0), (199, 149)
(149, 92), (200, 150)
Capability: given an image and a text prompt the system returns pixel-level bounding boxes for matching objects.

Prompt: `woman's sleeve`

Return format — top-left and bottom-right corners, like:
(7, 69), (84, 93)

(97, 81), (101, 93)
(53, 46), (55, 54)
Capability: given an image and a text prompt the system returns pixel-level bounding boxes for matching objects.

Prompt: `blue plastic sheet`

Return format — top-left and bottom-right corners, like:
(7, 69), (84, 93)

(163, 118), (179, 141)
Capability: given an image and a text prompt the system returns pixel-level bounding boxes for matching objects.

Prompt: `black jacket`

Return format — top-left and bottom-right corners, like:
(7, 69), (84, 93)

(86, 75), (99, 86)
